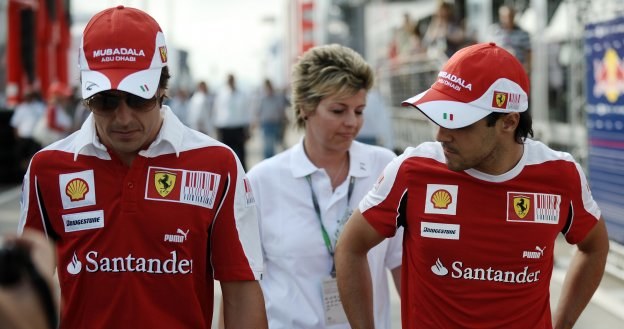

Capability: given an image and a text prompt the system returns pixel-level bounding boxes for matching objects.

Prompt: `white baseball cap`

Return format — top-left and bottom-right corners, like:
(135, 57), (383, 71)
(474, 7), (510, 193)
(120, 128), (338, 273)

(402, 42), (529, 129)
(78, 5), (168, 100)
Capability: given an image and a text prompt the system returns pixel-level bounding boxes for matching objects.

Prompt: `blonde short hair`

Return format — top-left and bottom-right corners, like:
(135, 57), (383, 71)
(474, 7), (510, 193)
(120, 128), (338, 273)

(291, 44), (374, 128)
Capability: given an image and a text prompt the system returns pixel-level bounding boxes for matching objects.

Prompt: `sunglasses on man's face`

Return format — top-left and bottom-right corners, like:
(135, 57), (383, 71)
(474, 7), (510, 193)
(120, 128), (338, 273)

(85, 91), (159, 115)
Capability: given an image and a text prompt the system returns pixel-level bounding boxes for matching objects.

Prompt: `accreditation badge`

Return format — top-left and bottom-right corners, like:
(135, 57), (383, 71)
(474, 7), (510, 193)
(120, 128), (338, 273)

(321, 276), (348, 326)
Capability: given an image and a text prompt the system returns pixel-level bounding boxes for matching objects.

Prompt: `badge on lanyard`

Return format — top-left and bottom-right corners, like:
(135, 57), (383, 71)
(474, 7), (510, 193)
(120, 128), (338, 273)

(322, 276), (349, 326)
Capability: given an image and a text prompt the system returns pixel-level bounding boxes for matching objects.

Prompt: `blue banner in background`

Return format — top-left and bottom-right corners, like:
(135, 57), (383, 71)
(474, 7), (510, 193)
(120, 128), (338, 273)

(585, 16), (624, 244)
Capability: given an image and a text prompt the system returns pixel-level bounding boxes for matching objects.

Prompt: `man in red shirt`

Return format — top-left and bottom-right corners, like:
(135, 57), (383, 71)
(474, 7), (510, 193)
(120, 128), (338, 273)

(335, 42), (609, 329)
(18, 6), (267, 329)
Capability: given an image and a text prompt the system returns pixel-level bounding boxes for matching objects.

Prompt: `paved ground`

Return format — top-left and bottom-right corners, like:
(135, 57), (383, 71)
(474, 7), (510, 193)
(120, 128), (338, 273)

(2, 127), (623, 328)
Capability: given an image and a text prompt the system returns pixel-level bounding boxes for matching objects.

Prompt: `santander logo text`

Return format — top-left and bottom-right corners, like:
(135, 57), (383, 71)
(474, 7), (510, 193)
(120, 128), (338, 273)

(431, 258), (541, 284)
(66, 250), (193, 275)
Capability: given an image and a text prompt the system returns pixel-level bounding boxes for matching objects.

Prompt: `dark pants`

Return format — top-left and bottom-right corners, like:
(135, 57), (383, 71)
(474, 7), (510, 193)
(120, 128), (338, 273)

(217, 126), (248, 170)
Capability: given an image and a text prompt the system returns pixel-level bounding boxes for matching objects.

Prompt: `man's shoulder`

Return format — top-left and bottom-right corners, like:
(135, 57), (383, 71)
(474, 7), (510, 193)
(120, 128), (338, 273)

(403, 142), (444, 161)
(524, 139), (576, 165)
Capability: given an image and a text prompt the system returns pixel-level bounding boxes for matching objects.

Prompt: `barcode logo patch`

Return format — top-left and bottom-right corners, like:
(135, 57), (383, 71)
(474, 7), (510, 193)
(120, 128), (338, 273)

(145, 167), (220, 209)
(507, 192), (561, 224)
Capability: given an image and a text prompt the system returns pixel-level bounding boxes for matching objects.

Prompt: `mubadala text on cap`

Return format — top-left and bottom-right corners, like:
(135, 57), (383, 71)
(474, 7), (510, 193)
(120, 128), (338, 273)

(92, 48), (145, 57)
(438, 71), (472, 91)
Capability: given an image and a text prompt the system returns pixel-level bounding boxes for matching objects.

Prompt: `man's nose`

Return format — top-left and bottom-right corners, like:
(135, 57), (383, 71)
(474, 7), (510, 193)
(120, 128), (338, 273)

(112, 99), (134, 124)
(435, 126), (453, 142)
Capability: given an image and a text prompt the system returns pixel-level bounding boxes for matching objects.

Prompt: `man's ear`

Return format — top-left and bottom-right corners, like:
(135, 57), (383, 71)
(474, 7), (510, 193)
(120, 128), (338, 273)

(500, 112), (520, 131)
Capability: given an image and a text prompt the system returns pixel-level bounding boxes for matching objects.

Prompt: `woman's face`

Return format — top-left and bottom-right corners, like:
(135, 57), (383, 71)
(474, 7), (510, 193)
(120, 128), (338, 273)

(304, 89), (367, 154)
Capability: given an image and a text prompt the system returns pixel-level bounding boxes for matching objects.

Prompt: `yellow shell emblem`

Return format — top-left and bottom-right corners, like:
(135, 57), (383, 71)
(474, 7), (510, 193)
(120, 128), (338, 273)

(154, 171), (176, 197)
(66, 178), (89, 201)
(431, 189), (452, 209)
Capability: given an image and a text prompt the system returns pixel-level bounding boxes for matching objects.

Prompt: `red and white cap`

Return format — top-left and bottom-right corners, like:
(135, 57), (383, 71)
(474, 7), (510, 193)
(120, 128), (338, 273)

(402, 42), (529, 129)
(78, 5), (168, 100)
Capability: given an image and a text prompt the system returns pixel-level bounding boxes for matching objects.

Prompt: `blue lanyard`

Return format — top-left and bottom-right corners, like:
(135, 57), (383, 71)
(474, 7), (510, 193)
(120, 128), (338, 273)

(305, 175), (355, 277)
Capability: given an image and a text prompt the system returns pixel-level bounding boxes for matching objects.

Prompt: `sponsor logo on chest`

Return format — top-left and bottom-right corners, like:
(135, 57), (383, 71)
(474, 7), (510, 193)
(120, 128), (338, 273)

(424, 184), (458, 215)
(66, 250), (193, 275)
(164, 228), (189, 243)
(59, 170), (97, 209)
(507, 192), (561, 224)
(145, 167), (220, 209)
(62, 210), (105, 232)
(431, 258), (541, 284)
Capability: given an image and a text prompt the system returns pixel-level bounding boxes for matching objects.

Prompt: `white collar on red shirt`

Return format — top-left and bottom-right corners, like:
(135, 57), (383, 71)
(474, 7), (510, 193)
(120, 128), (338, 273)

(289, 138), (374, 179)
(72, 105), (184, 161)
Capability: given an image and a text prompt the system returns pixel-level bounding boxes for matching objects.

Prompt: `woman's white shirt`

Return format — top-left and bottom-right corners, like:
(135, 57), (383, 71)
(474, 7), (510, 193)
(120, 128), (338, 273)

(247, 140), (403, 329)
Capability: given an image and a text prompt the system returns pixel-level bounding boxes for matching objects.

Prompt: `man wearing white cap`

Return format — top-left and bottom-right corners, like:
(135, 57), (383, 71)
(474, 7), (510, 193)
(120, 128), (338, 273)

(18, 6), (267, 329)
(335, 42), (609, 328)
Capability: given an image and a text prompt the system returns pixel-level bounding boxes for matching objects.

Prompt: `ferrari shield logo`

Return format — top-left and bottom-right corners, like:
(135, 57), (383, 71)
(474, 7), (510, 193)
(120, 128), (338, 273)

(154, 171), (176, 197)
(494, 92), (508, 108)
(513, 196), (530, 219)
(159, 46), (168, 63)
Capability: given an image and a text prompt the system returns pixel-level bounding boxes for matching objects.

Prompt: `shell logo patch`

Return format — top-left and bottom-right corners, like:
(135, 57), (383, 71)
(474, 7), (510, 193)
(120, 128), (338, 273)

(154, 171), (177, 197)
(431, 189), (452, 209)
(59, 170), (96, 210)
(66, 178), (89, 201)
(425, 184), (458, 215)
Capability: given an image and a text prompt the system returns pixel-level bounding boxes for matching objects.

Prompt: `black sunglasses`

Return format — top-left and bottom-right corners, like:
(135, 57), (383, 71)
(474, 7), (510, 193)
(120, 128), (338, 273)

(85, 91), (159, 115)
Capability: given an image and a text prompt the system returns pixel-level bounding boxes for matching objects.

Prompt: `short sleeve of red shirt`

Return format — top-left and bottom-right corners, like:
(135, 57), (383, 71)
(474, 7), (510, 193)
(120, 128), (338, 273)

(359, 153), (409, 237)
(561, 161), (601, 244)
(210, 155), (263, 281)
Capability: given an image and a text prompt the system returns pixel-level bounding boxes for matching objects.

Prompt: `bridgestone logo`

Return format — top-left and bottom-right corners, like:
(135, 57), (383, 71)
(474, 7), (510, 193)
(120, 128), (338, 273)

(421, 222), (460, 240)
(66, 217), (100, 226)
(423, 227), (456, 235)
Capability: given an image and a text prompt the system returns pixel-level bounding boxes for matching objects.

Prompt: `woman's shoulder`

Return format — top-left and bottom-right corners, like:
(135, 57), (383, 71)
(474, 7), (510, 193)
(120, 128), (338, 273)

(248, 147), (293, 177)
(353, 141), (396, 161)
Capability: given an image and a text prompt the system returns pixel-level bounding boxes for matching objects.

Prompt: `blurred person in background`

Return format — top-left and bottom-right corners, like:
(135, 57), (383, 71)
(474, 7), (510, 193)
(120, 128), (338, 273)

(32, 82), (73, 147)
(356, 87), (395, 152)
(247, 44), (402, 329)
(18, 6), (266, 329)
(213, 73), (251, 169)
(254, 78), (289, 159)
(10, 89), (45, 175)
(167, 87), (191, 126)
(422, 1), (466, 58)
(488, 4), (531, 73)
(187, 81), (215, 137)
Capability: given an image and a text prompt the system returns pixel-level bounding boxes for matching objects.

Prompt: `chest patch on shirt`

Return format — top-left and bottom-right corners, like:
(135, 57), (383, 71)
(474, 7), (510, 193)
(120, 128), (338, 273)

(62, 210), (104, 232)
(59, 170), (96, 210)
(506, 192), (561, 224)
(424, 184), (458, 215)
(145, 167), (220, 209)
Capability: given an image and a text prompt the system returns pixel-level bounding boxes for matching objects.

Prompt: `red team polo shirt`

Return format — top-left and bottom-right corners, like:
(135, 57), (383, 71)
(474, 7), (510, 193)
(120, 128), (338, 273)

(360, 140), (601, 329)
(18, 108), (263, 329)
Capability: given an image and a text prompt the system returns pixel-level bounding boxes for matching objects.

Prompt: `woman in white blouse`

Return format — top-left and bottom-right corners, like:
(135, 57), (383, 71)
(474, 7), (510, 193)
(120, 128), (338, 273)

(247, 44), (402, 329)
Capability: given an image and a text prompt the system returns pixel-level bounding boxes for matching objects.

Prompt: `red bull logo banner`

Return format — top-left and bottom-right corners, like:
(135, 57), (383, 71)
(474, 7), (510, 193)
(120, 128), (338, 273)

(585, 16), (624, 244)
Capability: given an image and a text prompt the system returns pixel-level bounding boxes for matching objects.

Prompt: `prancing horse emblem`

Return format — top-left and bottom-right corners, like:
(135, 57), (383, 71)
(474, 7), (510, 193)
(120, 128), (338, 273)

(513, 195), (530, 219)
(154, 171), (176, 197)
